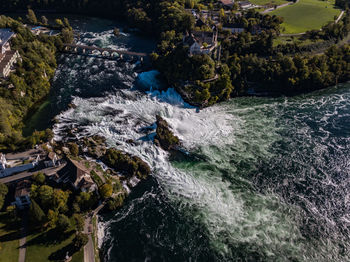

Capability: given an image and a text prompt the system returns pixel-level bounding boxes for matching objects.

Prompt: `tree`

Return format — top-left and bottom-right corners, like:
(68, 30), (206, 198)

(73, 233), (88, 250)
(32, 172), (45, 185)
(41, 16), (48, 25)
(61, 28), (74, 44)
(75, 192), (96, 211)
(0, 183), (8, 197)
(69, 142), (79, 156)
(107, 194), (125, 211)
(219, 8), (225, 21)
(73, 213), (84, 232)
(38, 185), (54, 209)
(0, 183), (8, 210)
(6, 205), (16, 220)
(55, 19), (64, 28)
(99, 183), (113, 199)
(53, 189), (70, 213)
(47, 209), (58, 228)
(63, 18), (70, 28)
(26, 9), (37, 24)
(56, 214), (70, 232)
(29, 200), (46, 225)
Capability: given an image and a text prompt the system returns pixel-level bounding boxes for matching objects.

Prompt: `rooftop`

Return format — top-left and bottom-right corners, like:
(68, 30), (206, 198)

(239, 1), (252, 6)
(184, 31), (217, 46)
(0, 29), (14, 45)
(15, 180), (31, 198)
(220, 0), (234, 6)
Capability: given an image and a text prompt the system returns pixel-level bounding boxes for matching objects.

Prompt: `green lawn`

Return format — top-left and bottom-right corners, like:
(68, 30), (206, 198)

(0, 215), (19, 262)
(270, 0), (341, 34)
(71, 249), (84, 262)
(25, 228), (76, 262)
(23, 99), (52, 136)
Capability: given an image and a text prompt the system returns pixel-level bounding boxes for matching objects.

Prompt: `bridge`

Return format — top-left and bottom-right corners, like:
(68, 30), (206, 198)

(63, 44), (149, 62)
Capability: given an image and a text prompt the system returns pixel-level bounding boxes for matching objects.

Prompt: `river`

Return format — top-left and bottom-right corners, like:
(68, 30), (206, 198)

(51, 16), (350, 261)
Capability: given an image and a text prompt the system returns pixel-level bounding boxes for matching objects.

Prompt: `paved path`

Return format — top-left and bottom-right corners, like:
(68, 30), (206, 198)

(18, 214), (28, 262)
(84, 214), (95, 262)
(83, 201), (108, 262)
(335, 10), (345, 24)
(280, 32), (307, 37)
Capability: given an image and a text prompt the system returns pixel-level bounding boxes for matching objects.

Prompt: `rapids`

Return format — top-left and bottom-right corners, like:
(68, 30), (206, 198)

(51, 16), (350, 262)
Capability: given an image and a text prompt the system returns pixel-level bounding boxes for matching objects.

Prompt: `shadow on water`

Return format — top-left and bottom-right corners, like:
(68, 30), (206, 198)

(100, 177), (223, 262)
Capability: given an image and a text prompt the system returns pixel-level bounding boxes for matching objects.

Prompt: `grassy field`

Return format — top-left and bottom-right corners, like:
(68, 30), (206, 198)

(23, 99), (52, 136)
(71, 249), (84, 262)
(0, 214), (19, 262)
(270, 0), (341, 34)
(25, 228), (76, 262)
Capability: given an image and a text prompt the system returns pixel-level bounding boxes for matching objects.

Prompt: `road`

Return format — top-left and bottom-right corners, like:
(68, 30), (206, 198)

(83, 201), (108, 262)
(84, 214), (95, 262)
(0, 165), (64, 184)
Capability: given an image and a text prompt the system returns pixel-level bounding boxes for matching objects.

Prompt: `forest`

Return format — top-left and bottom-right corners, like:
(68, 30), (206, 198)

(0, 0), (194, 36)
(0, 14), (73, 151)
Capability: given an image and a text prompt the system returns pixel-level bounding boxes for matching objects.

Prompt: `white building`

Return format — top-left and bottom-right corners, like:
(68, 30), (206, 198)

(0, 153), (39, 178)
(0, 29), (21, 78)
(183, 28), (218, 56)
(220, 0), (235, 9)
(44, 152), (59, 168)
(239, 1), (253, 9)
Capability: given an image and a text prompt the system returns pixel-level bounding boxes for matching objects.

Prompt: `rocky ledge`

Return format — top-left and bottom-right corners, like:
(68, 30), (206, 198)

(154, 115), (180, 151)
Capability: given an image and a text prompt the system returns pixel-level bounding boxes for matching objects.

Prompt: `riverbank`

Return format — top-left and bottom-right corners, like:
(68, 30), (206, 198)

(0, 15), (74, 152)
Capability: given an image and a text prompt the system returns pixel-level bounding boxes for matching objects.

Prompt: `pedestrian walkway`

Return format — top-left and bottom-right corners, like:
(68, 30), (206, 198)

(18, 214), (27, 262)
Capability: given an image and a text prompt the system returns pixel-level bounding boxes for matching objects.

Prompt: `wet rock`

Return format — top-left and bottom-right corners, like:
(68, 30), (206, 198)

(113, 27), (120, 36)
(126, 139), (136, 145)
(68, 103), (77, 109)
(154, 115), (180, 151)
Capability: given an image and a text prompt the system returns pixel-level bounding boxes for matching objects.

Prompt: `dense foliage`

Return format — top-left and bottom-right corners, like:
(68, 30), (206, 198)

(0, 0), (194, 36)
(0, 183), (8, 210)
(229, 45), (350, 94)
(153, 8), (350, 106)
(102, 148), (151, 179)
(336, 0), (350, 9)
(1, 1), (350, 110)
(155, 115), (180, 151)
(0, 15), (71, 151)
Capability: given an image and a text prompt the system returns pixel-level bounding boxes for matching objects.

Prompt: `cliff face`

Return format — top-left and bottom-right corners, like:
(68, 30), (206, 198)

(154, 115), (180, 151)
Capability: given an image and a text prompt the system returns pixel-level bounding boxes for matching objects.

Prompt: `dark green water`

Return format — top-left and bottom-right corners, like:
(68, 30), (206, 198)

(51, 16), (350, 262)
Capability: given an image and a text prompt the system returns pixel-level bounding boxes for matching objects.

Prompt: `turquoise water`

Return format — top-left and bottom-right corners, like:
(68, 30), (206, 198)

(52, 16), (350, 262)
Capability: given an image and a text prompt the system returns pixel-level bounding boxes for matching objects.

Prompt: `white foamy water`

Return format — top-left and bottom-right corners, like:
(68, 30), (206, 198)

(54, 73), (307, 259)
(78, 30), (129, 51)
(51, 19), (350, 261)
